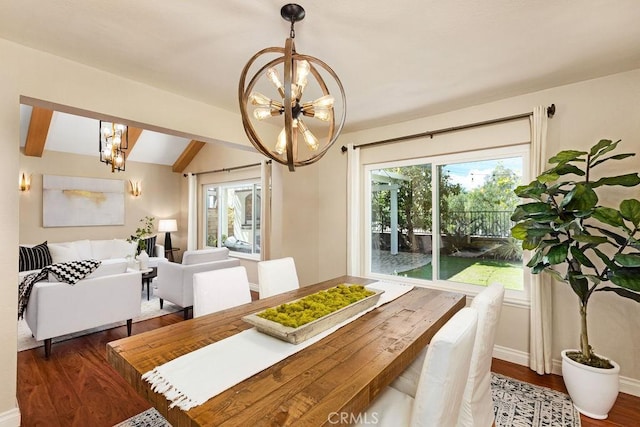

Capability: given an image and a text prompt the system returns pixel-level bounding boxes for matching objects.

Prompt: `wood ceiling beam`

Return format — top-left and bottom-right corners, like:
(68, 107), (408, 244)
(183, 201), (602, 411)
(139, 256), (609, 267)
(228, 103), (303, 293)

(123, 127), (143, 160)
(24, 107), (53, 157)
(173, 140), (206, 173)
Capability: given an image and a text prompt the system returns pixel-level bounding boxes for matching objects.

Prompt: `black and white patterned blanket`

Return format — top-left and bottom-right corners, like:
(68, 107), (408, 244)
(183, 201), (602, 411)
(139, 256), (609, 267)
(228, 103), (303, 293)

(18, 259), (101, 319)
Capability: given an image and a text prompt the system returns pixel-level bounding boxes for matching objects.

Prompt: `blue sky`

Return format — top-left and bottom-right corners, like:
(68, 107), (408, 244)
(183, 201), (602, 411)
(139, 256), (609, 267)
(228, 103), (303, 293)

(443, 157), (523, 190)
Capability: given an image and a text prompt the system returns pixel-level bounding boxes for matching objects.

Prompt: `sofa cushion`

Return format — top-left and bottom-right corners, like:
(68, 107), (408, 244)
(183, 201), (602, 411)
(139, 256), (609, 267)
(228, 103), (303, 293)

(112, 239), (137, 259)
(48, 242), (81, 264)
(73, 240), (92, 259)
(182, 248), (230, 265)
(137, 235), (157, 255)
(86, 259), (128, 279)
(91, 240), (114, 260)
(19, 242), (52, 272)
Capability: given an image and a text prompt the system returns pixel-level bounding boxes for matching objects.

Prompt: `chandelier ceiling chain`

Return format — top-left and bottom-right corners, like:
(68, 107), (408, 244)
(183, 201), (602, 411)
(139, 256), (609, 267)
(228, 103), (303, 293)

(238, 3), (346, 171)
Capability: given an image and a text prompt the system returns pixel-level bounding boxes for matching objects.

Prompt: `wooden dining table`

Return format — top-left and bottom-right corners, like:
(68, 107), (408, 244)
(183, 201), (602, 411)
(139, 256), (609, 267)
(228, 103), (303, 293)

(106, 275), (465, 426)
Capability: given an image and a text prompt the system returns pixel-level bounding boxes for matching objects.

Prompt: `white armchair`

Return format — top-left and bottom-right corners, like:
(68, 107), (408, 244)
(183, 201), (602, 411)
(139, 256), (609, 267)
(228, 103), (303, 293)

(153, 248), (241, 319)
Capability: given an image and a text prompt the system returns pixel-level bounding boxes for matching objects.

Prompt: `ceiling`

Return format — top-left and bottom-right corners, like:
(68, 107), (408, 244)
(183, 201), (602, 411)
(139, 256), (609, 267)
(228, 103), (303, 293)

(3, 1), (640, 165)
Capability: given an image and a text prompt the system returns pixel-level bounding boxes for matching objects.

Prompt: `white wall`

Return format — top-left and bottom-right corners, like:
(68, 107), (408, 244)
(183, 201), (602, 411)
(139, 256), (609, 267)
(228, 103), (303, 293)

(318, 68), (640, 392)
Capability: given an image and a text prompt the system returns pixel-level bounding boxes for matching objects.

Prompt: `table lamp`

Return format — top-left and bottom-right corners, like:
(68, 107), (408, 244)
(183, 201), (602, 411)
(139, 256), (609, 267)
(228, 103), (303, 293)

(158, 219), (178, 251)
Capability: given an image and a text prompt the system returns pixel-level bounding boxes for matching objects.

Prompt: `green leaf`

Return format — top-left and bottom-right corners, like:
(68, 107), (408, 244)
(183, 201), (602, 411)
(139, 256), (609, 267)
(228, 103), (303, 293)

(571, 246), (595, 268)
(538, 172), (559, 184)
(510, 203), (556, 222)
(522, 235), (543, 250)
(573, 234), (609, 244)
(591, 173), (640, 188)
(548, 150), (588, 164)
(592, 207), (625, 228)
(592, 247), (617, 269)
(591, 153), (635, 168)
(547, 242), (569, 265)
(544, 267), (566, 283)
(614, 253), (640, 267)
(563, 183), (598, 212)
(620, 199), (640, 227)
(568, 271), (589, 301)
(589, 139), (613, 156)
(610, 268), (640, 291)
(514, 181), (546, 200)
(531, 261), (547, 274)
(553, 164), (586, 176)
(510, 223), (529, 240)
(527, 249), (545, 268)
(589, 139), (619, 164)
(587, 225), (627, 246)
(596, 286), (640, 303)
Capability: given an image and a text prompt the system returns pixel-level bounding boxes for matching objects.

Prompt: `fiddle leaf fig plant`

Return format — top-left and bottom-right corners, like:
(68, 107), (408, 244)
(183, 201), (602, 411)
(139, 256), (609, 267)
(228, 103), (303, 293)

(511, 139), (640, 368)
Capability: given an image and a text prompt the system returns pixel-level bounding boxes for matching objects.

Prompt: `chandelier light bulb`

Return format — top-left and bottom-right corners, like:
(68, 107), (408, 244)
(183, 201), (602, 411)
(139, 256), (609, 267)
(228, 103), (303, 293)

(312, 109), (332, 122)
(266, 68), (285, 97)
(253, 107), (281, 121)
(297, 120), (319, 151)
(312, 95), (334, 109)
(249, 92), (272, 106)
(275, 128), (287, 155)
(102, 126), (112, 139)
(115, 153), (124, 167)
(113, 133), (121, 146)
(103, 144), (112, 159)
(115, 124), (127, 133)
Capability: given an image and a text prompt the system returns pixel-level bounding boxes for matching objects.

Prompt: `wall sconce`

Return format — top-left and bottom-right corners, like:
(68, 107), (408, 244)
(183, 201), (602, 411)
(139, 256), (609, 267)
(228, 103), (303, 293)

(129, 180), (142, 197)
(19, 173), (31, 192)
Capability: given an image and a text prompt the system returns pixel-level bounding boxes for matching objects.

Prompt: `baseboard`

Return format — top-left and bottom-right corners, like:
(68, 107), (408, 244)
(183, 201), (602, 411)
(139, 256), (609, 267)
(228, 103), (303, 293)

(0, 404), (20, 427)
(495, 345), (640, 397)
(493, 345), (529, 367)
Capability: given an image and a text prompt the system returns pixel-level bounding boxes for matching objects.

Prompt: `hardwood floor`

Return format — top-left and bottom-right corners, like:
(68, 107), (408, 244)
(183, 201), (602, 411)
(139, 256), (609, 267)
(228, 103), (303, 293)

(17, 313), (640, 426)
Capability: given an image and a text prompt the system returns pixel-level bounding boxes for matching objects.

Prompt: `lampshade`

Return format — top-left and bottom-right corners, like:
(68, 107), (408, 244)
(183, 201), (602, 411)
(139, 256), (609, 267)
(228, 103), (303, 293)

(238, 3), (346, 172)
(158, 219), (178, 232)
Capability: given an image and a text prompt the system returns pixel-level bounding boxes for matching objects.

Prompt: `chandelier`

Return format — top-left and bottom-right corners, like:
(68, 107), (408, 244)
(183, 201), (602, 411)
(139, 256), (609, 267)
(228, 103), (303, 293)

(238, 3), (346, 171)
(99, 121), (128, 172)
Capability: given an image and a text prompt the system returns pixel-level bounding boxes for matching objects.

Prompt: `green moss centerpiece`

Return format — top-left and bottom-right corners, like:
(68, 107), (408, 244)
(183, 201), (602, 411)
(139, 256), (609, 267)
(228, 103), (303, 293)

(243, 284), (383, 344)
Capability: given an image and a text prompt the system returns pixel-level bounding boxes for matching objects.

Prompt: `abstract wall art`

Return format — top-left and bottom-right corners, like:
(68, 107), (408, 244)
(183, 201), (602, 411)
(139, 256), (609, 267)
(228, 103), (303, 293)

(43, 175), (125, 227)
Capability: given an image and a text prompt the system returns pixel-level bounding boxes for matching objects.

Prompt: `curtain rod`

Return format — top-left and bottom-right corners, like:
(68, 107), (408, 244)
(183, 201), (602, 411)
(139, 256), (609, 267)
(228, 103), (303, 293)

(183, 160), (271, 177)
(341, 104), (555, 152)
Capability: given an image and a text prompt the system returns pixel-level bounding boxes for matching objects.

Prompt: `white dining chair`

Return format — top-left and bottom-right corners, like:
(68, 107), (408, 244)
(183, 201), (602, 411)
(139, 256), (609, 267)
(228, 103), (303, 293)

(353, 307), (478, 427)
(390, 283), (505, 410)
(192, 266), (252, 318)
(457, 283), (505, 427)
(257, 257), (299, 298)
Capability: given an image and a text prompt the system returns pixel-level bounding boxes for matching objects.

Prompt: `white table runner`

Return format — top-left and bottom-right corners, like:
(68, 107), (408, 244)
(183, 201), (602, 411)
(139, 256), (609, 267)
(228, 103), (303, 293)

(142, 281), (414, 410)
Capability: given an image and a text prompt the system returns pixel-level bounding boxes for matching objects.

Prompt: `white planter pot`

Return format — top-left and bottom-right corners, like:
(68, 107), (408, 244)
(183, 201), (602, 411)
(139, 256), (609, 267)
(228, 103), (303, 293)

(137, 250), (150, 270)
(561, 349), (620, 419)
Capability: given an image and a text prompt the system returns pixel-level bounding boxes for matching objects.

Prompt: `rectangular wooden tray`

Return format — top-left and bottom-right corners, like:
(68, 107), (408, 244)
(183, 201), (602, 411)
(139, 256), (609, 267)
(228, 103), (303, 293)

(242, 288), (384, 344)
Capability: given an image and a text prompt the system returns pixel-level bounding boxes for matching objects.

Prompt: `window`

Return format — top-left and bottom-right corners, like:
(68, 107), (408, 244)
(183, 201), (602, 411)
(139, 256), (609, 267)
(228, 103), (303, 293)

(366, 145), (528, 295)
(204, 181), (261, 256)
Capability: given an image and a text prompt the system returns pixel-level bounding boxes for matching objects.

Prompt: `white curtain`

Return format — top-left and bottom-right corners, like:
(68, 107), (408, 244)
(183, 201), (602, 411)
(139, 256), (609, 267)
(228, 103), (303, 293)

(529, 105), (552, 374)
(346, 143), (361, 276)
(260, 160), (272, 260)
(187, 173), (198, 251)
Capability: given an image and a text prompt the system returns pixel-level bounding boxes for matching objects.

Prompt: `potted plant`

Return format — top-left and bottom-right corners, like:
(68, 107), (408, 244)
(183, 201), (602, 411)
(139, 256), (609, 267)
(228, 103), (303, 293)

(127, 216), (156, 265)
(510, 139), (640, 419)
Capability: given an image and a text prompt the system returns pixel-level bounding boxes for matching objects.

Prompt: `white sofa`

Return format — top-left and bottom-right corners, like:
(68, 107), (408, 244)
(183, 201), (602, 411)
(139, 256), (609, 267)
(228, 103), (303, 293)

(154, 248), (241, 319)
(23, 259), (142, 357)
(45, 238), (166, 267)
(19, 238), (164, 358)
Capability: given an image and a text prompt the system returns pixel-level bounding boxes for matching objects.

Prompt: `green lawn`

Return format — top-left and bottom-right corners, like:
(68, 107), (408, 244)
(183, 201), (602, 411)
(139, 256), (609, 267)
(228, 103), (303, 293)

(399, 255), (523, 290)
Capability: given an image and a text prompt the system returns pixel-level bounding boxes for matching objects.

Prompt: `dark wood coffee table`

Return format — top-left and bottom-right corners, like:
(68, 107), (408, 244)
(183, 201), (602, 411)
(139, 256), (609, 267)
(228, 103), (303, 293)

(141, 267), (157, 301)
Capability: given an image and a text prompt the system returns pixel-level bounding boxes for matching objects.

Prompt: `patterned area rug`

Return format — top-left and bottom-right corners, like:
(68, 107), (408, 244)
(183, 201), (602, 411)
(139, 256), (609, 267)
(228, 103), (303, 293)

(115, 373), (580, 427)
(114, 408), (171, 427)
(17, 291), (181, 352)
(492, 373), (581, 427)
